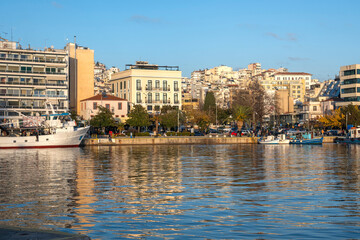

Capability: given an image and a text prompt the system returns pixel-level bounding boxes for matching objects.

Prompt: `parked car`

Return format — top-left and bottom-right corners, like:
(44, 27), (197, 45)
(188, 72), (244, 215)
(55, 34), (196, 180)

(241, 130), (252, 136)
(194, 131), (205, 136)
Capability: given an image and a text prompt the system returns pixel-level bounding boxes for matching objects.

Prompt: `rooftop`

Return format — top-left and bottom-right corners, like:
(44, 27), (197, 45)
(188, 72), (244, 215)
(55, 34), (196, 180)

(275, 72), (312, 76)
(125, 61), (179, 71)
(81, 94), (127, 102)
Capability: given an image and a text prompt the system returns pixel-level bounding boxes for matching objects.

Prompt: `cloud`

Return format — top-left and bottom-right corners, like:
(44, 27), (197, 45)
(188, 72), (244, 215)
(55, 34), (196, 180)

(266, 32), (298, 42)
(266, 32), (282, 40)
(288, 57), (309, 61)
(52, 1), (63, 8)
(129, 15), (161, 24)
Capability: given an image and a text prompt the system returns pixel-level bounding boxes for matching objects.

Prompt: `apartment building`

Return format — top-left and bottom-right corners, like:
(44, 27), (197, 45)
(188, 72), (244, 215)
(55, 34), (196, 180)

(273, 72), (312, 89)
(337, 64), (360, 107)
(109, 61), (182, 114)
(66, 43), (94, 115)
(0, 39), (68, 120)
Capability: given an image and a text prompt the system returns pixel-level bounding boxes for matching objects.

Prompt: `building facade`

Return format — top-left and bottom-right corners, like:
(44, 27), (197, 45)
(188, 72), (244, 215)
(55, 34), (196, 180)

(80, 94), (128, 122)
(0, 40), (69, 120)
(66, 43), (94, 115)
(337, 64), (360, 107)
(109, 61), (182, 114)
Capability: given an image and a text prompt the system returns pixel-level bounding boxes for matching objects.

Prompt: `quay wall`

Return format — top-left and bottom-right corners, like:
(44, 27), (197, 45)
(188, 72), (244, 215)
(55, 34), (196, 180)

(83, 136), (337, 146)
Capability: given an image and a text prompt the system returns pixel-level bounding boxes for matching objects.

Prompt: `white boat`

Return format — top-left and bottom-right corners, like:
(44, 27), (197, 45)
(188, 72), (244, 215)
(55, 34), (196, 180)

(259, 135), (279, 144)
(0, 106), (89, 149)
(259, 134), (290, 144)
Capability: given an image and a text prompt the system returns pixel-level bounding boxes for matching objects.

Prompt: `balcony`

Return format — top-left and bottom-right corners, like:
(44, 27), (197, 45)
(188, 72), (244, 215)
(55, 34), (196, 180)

(0, 93), (67, 98)
(0, 56), (67, 64)
(0, 81), (67, 87)
(0, 69), (66, 75)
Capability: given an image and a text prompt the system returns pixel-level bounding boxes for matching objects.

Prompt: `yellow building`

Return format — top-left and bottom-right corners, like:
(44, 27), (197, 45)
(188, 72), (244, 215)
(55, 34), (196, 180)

(66, 43), (94, 114)
(109, 61), (182, 114)
(260, 73), (307, 103)
(181, 92), (199, 112)
(275, 89), (294, 114)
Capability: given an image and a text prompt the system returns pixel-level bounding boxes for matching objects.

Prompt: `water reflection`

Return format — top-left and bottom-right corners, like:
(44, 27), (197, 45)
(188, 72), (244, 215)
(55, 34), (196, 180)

(0, 144), (360, 239)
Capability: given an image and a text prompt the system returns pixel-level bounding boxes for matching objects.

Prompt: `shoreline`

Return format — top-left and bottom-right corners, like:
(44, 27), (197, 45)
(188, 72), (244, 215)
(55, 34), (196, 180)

(83, 136), (337, 146)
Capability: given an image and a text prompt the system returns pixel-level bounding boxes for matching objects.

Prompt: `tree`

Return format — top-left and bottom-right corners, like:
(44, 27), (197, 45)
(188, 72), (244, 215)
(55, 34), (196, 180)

(341, 104), (360, 128)
(232, 80), (267, 125)
(192, 110), (211, 132)
(159, 106), (185, 131)
(203, 91), (216, 112)
(318, 108), (344, 129)
(233, 105), (252, 129)
(126, 105), (151, 131)
(90, 106), (116, 128)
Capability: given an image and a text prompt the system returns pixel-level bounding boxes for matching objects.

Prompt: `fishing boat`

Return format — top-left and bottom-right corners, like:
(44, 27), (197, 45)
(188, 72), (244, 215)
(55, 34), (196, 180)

(335, 127), (360, 144)
(259, 135), (279, 144)
(0, 105), (89, 149)
(258, 134), (290, 144)
(289, 132), (323, 145)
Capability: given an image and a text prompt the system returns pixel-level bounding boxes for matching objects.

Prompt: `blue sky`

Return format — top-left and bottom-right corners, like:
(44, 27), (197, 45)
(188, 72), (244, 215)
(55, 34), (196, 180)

(1, 0), (359, 80)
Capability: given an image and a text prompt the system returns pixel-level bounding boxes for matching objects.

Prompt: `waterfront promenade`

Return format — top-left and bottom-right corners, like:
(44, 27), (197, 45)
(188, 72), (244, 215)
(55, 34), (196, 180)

(84, 136), (337, 146)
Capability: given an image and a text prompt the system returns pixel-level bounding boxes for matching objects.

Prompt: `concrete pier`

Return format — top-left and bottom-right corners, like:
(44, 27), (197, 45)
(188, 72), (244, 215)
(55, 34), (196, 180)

(83, 136), (337, 146)
(0, 225), (90, 240)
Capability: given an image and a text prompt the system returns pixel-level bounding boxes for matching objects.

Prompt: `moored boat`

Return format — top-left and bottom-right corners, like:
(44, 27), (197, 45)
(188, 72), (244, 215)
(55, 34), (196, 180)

(0, 111), (89, 149)
(335, 127), (360, 144)
(289, 133), (323, 145)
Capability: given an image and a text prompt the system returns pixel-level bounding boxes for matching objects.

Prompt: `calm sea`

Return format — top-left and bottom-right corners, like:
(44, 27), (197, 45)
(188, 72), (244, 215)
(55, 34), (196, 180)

(0, 144), (360, 239)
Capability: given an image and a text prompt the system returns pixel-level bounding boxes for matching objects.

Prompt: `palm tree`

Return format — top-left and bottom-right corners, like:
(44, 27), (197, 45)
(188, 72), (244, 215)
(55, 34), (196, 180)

(234, 106), (251, 130)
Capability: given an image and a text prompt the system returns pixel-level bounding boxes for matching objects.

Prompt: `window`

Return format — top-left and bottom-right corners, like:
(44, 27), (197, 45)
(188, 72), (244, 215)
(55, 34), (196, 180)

(136, 92), (141, 103)
(147, 80), (152, 90)
(93, 102), (97, 110)
(124, 81), (126, 89)
(136, 79), (141, 90)
(148, 93), (152, 103)
(147, 105), (152, 111)
(155, 80), (160, 89)
(313, 106), (317, 111)
(174, 81), (179, 91)
(343, 78), (360, 85)
(124, 93), (126, 99)
(118, 102), (122, 110)
(163, 80), (167, 91)
(174, 93), (179, 104)
(21, 66), (32, 73)
(120, 82), (123, 89)
(163, 93), (167, 103)
(155, 93), (160, 101)
(342, 87), (356, 94)
(106, 104), (110, 110)
(344, 69), (356, 76)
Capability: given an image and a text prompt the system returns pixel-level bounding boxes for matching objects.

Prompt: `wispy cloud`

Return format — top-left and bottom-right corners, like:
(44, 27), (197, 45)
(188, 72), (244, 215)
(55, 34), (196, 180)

(52, 1), (63, 8)
(288, 57), (309, 61)
(266, 32), (298, 42)
(129, 15), (161, 24)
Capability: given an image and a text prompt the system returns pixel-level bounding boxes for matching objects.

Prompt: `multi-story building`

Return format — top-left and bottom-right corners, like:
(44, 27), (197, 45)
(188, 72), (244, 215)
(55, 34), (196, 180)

(273, 72), (312, 90)
(337, 64), (360, 107)
(109, 61), (182, 114)
(66, 42), (94, 115)
(0, 39), (69, 120)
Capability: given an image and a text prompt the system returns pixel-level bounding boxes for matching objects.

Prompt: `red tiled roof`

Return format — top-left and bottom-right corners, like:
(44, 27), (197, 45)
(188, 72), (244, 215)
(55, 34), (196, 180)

(274, 72), (312, 75)
(80, 94), (127, 102)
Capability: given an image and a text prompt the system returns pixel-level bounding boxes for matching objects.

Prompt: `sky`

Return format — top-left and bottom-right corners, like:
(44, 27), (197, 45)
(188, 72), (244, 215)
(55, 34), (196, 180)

(1, 0), (359, 80)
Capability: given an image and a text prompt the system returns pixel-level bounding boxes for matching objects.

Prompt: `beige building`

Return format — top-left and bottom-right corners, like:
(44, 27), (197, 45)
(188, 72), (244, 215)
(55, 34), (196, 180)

(337, 64), (360, 107)
(80, 94), (128, 122)
(275, 89), (294, 114)
(261, 73), (307, 103)
(109, 61), (182, 114)
(66, 43), (94, 115)
(0, 39), (68, 120)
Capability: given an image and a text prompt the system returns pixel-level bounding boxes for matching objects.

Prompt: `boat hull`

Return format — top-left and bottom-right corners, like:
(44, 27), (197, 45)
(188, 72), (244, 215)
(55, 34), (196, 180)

(290, 137), (323, 145)
(0, 126), (89, 149)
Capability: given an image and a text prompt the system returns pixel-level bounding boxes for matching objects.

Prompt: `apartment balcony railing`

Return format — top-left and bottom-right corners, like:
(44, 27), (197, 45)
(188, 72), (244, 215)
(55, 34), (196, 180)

(143, 87), (171, 91)
(0, 105), (67, 110)
(0, 93), (67, 98)
(0, 57), (67, 64)
(0, 69), (66, 75)
(0, 81), (67, 87)
(174, 100), (179, 104)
